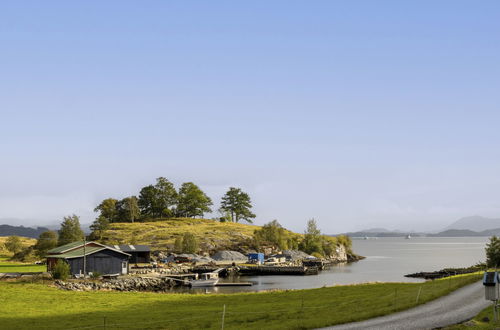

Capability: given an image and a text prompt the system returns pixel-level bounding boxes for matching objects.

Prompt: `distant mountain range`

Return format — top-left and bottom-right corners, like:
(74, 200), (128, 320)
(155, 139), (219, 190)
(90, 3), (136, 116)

(443, 216), (500, 232)
(336, 215), (500, 238)
(0, 224), (50, 238)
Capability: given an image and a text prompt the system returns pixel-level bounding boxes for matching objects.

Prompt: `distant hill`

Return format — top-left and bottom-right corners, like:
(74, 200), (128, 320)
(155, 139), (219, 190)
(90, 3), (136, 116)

(429, 228), (500, 237)
(0, 224), (49, 238)
(333, 230), (423, 238)
(443, 216), (500, 232)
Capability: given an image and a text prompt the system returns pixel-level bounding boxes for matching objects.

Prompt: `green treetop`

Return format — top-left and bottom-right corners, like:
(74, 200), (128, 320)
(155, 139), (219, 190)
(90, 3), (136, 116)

(220, 187), (256, 223)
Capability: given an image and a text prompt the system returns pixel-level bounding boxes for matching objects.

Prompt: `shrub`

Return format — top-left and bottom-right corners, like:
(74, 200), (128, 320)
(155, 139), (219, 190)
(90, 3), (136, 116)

(90, 271), (101, 279)
(51, 260), (70, 280)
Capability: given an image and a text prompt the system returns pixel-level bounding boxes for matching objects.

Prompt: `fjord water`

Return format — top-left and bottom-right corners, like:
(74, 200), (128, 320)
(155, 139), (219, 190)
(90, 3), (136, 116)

(189, 237), (488, 294)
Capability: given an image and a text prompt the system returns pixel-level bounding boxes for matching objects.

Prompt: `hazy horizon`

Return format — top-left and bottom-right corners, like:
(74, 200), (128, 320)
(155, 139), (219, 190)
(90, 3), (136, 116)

(1, 1), (500, 234)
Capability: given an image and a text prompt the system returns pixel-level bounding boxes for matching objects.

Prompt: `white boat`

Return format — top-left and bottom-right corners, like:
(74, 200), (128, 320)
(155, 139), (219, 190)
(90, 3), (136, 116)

(189, 272), (219, 287)
(405, 234), (411, 239)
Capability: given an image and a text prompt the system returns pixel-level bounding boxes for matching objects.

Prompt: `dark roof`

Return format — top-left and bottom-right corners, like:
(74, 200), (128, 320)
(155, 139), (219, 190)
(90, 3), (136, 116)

(47, 241), (131, 258)
(112, 244), (150, 253)
(47, 241), (86, 254)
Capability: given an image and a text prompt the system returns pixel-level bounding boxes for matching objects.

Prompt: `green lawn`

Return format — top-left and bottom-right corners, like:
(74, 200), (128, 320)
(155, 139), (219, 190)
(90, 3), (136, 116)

(0, 263), (46, 273)
(0, 256), (46, 273)
(0, 273), (482, 330)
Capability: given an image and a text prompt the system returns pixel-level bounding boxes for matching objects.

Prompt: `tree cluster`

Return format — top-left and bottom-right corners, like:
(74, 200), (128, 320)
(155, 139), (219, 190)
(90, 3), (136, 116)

(90, 178), (256, 239)
(253, 218), (352, 259)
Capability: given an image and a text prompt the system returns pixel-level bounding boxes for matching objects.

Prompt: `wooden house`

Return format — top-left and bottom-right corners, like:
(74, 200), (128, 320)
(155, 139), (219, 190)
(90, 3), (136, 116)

(46, 241), (131, 276)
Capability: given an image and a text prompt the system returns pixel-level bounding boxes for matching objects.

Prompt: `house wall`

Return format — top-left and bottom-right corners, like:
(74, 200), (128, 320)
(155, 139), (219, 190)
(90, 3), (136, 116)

(67, 249), (129, 275)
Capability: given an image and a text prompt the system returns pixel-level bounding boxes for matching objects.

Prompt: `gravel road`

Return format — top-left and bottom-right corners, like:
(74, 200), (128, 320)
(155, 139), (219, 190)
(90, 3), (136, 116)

(321, 281), (490, 330)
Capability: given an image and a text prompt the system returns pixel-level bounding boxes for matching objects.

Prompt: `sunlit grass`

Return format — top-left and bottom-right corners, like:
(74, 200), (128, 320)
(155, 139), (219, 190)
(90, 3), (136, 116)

(0, 273), (482, 329)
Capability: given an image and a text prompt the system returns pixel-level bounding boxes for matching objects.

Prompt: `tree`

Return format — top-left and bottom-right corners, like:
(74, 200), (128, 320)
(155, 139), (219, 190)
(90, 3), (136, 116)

(300, 219), (323, 256)
(4, 236), (22, 254)
(58, 215), (84, 246)
(254, 220), (289, 250)
(138, 177), (178, 218)
(116, 196), (140, 222)
(181, 232), (198, 254)
(94, 198), (118, 223)
(174, 236), (183, 253)
(89, 215), (110, 241)
(486, 236), (500, 267)
(176, 182), (212, 218)
(220, 187), (256, 223)
(51, 259), (70, 280)
(34, 231), (58, 258)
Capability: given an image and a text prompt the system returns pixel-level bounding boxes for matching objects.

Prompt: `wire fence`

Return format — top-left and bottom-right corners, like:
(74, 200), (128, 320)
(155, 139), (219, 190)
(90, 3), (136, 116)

(27, 273), (484, 330)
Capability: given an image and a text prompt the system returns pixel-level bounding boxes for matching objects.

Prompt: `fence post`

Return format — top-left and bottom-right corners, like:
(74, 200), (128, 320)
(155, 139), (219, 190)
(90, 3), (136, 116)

(103, 316), (106, 330)
(221, 304), (226, 330)
(394, 288), (398, 310)
(416, 287), (422, 304)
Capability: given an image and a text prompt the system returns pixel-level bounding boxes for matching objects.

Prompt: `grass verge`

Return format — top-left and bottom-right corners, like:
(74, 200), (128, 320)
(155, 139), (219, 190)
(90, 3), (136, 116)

(0, 273), (482, 330)
(446, 304), (500, 329)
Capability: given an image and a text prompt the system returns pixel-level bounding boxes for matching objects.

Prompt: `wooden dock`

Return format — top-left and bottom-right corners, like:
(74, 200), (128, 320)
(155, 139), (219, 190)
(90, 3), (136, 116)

(238, 265), (318, 276)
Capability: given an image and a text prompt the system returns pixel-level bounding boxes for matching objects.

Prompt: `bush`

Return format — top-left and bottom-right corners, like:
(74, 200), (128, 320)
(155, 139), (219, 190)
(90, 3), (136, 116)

(90, 271), (101, 279)
(51, 260), (70, 280)
(311, 252), (323, 259)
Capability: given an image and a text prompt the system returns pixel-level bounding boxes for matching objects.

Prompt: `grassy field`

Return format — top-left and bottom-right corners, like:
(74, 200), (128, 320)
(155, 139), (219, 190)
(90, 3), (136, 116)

(0, 258), (46, 273)
(103, 218), (303, 251)
(0, 236), (45, 273)
(0, 273), (482, 330)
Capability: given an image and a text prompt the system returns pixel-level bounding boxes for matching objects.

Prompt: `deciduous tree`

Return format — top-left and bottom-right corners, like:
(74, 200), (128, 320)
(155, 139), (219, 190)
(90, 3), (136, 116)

(116, 196), (140, 222)
(138, 177), (178, 218)
(4, 236), (22, 254)
(34, 231), (58, 258)
(94, 198), (118, 223)
(176, 182), (212, 218)
(58, 215), (84, 246)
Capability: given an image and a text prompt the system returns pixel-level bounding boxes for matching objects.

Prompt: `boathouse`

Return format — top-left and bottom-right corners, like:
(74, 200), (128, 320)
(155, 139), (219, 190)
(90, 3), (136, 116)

(113, 244), (151, 264)
(46, 241), (131, 276)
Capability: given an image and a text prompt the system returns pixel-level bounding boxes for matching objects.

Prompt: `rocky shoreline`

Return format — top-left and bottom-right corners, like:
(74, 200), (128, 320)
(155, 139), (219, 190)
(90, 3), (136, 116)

(54, 277), (180, 292)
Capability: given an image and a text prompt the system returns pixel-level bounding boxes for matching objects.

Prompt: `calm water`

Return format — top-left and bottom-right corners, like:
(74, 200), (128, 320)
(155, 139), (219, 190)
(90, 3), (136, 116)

(183, 237), (488, 294)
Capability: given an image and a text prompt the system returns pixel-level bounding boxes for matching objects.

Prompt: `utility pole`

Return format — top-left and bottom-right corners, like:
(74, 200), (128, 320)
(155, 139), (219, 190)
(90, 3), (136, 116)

(83, 236), (86, 278)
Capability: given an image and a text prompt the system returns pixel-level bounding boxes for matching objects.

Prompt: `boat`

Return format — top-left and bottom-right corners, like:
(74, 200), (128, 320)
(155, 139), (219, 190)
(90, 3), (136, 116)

(405, 234), (411, 239)
(189, 271), (219, 287)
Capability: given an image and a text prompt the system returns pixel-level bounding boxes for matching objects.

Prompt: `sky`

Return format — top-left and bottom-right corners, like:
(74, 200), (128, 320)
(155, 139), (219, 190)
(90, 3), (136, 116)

(1, 1), (499, 233)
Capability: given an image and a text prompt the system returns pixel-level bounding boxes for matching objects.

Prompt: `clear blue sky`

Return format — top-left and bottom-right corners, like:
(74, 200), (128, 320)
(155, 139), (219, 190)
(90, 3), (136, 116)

(1, 1), (499, 233)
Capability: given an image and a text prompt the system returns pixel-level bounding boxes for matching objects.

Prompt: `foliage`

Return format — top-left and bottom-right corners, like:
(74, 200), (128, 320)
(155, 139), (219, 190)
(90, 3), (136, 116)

(116, 196), (140, 222)
(181, 232), (199, 254)
(33, 231), (58, 258)
(253, 220), (297, 251)
(94, 198), (118, 222)
(90, 271), (101, 279)
(486, 236), (500, 267)
(173, 236), (183, 253)
(138, 177), (178, 218)
(89, 215), (110, 241)
(0, 273), (482, 330)
(176, 182), (213, 218)
(51, 259), (70, 280)
(58, 215), (84, 246)
(300, 219), (324, 256)
(220, 187), (256, 223)
(4, 236), (23, 254)
(11, 246), (37, 262)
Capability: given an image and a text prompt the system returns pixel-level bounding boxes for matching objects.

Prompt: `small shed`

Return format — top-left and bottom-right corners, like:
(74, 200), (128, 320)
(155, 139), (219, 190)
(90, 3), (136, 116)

(46, 241), (131, 276)
(113, 245), (151, 264)
(248, 253), (265, 265)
